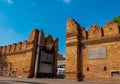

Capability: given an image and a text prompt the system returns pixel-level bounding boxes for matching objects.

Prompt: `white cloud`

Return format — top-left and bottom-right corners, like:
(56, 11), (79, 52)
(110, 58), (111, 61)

(7, 0), (13, 4)
(0, 0), (13, 4)
(63, 0), (71, 4)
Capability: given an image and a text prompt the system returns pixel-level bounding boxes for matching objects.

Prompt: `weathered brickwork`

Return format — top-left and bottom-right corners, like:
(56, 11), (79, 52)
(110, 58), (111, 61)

(0, 29), (58, 78)
(65, 18), (120, 81)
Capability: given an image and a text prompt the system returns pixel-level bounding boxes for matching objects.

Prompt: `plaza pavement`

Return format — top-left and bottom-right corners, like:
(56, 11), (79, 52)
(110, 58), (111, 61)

(0, 78), (120, 84)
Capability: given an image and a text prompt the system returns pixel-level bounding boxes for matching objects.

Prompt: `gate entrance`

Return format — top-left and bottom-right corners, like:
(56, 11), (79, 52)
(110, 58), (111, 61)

(34, 30), (58, 78)
(0, 29), (58, 78)
(38, 49), (55, 77)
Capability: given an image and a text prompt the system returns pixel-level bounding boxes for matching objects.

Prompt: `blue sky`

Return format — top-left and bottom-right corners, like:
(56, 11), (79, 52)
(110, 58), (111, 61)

(0, 0), (120, 56)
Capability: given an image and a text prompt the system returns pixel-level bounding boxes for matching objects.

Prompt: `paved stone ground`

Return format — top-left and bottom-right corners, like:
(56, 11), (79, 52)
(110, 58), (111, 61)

(0, 78), (120, 84)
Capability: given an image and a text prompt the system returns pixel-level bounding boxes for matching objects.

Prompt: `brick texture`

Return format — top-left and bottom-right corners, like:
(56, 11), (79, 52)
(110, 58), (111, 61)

(0, 29), (58, 78)
(65, 18), (120, 81)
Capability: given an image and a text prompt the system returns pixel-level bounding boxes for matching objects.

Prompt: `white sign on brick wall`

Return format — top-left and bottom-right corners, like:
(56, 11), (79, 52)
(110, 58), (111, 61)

(88, 46), (107, 59)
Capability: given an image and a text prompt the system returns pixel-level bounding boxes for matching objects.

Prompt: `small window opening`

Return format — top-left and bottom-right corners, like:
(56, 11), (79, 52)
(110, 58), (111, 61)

(87, 67), (89, 71)
(104, 66), (107, 71)
(109, 28), (112, 30)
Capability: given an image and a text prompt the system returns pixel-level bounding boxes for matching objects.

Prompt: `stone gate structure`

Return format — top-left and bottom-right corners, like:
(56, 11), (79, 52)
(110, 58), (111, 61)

(0, 29), (58, 78)
(65, 18), (120, 81)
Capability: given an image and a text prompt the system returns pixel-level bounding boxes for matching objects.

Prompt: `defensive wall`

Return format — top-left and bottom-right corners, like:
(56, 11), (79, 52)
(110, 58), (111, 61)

(65, 18), (120, 81)
(0, 29), (58, 78)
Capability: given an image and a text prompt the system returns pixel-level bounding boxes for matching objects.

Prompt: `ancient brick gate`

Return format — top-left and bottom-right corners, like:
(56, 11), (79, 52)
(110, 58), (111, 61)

(65, 18), (120, 81)
(34, 30), (57, 78)
(0, 29), (58, 78)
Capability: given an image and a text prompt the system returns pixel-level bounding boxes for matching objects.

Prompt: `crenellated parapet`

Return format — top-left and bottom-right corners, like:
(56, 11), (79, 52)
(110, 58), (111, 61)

(66, 18), (120, 46)
(65, 20), (120, 45)
(6, 45), (11, 53)
(65, 18), (120, 81)
(44, 35), (55, 50)
(0, 28), (58, 78)
(81, 21), (120, 40)
(0, 29), (39, 56)
(16, 42), (22, 51)
(103, 21), (119, 36)
(40, 33), (58, 52)
(88, 24), (103, 39)
(2, 46), (7, 54)
(81, 21), (120, 45)
(0, 29), (40, 77)
(1, 41), (33, 55)
(10, 43), (16, 53)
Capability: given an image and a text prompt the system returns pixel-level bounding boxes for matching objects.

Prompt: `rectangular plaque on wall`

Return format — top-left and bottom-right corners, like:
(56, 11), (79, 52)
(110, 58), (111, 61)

(88, 46), (107, 59)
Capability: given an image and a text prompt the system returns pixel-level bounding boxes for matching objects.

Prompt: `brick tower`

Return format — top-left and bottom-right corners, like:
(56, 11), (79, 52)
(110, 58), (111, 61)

(65, 18), (83, 81)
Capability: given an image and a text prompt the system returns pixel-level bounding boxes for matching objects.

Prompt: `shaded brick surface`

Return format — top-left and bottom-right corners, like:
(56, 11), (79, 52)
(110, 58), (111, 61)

(0, 29), (58, 78)
(65, 18), (120, 81)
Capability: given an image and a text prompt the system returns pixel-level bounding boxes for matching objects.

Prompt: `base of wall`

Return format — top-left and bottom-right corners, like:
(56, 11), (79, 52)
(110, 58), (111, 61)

(83, 78), (120, 82)
(65, 73), (83, 81)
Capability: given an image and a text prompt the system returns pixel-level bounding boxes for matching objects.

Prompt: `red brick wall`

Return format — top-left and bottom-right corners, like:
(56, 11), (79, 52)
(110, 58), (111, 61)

(0, 29), (58, 78)
(0, 29), (39, 78)
(65, 18), (120, 81)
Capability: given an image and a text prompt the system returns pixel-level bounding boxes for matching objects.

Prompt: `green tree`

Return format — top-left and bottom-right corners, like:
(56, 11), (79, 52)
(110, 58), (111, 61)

(112, 16), (120, 27)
